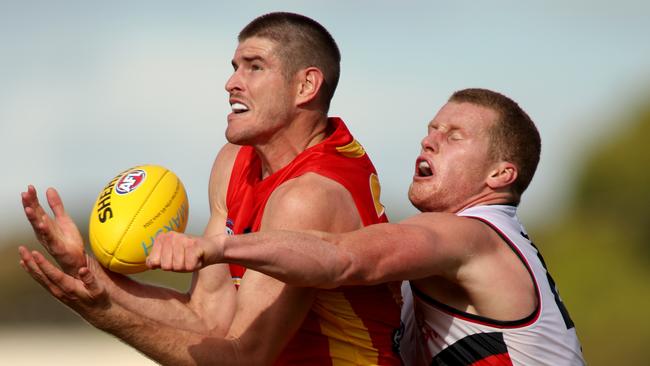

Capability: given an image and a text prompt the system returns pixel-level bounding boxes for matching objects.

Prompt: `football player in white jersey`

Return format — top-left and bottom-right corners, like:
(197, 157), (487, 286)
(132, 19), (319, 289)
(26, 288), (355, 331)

(147, 88), (585, 365)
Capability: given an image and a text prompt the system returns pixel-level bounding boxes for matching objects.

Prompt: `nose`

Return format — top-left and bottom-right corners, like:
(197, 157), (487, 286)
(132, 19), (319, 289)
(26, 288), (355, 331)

(225, 69), (242, 93)
(420, 130), (441, 153)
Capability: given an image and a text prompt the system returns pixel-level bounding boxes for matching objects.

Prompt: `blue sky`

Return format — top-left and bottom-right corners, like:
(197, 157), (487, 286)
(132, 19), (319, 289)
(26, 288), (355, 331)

(2, 1), (650, 240)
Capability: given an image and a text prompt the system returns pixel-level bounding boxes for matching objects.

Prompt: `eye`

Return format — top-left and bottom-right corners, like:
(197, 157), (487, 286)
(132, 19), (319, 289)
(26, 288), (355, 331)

(251, 63), (263, 71)
(449, 132), (463, 141)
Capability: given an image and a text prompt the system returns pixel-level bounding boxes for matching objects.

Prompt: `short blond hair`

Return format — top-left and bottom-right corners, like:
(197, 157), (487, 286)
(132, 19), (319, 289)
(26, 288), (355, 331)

(450, 88), (541, 203)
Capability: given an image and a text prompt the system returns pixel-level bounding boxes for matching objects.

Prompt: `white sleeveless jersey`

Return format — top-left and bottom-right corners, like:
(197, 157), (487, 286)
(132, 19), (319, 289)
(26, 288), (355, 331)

(399, 205), (584, 365)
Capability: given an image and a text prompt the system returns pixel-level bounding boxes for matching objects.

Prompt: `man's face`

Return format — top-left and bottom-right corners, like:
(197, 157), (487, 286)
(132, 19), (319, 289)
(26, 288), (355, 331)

(224, 37), (296, 146)
(408, 101), (498, 213)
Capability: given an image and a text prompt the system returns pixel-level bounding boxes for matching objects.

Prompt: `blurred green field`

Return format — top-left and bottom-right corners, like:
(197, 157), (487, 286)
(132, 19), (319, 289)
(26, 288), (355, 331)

(2, 99), (649, 365)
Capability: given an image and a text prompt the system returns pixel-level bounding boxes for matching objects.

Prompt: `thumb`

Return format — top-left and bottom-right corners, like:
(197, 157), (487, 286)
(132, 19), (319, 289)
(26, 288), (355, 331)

(78, 267), (110, 308)
(78, 267), (99, 292)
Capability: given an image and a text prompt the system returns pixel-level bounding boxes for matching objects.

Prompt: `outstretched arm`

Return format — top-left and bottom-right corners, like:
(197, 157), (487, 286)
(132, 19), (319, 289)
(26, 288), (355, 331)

(19, 144), (239, 334)
(21, 171), (364, 365)
(18, 248), (247, 365)
(21, 185), (86, 276)
(209, 212), (492, 288)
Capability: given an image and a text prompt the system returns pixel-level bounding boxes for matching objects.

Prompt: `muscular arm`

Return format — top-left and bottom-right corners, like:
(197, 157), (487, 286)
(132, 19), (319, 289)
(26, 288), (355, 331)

(218, 212), (494, 288)
(90, 143), (238, 334)
(22, 166), (365, 364)
(116, 173), (364, 364)
(96, 214), (235, 333)
(134, 172), (364, 364)
(20, 144), (238, 350)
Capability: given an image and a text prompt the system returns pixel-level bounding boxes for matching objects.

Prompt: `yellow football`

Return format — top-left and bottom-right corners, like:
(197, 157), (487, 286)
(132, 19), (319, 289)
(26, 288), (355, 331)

(88, 165), (189, 274)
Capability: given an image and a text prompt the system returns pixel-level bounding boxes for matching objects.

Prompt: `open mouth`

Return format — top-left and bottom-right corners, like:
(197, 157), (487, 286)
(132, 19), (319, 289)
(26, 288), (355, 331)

(231, 102), (250, 114)
(416, 160), (433, 177)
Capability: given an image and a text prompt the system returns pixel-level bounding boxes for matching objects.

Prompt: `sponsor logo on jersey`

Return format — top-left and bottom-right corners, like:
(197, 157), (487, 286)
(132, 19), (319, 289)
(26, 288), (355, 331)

(115, 169), (146, 195)
(225, 218), (235, 235)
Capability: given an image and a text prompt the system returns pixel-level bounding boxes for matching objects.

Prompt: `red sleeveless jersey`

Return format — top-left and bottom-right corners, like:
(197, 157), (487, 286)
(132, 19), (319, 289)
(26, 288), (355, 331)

(226, 118), (402, 365)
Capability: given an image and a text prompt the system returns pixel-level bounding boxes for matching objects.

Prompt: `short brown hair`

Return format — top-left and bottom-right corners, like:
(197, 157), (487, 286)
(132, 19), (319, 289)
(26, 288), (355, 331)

(449, 88), (541, 203)
(239, 12), (341, 111)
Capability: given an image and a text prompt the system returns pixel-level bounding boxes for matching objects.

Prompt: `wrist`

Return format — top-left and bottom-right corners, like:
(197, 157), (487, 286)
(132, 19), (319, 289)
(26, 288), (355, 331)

(202, 234), (226, 265)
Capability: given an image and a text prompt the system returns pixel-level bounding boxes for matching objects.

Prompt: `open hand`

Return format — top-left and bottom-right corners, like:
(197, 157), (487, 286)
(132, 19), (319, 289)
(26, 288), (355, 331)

(21, 185), (86, 275)
(18, 246), (109, 311)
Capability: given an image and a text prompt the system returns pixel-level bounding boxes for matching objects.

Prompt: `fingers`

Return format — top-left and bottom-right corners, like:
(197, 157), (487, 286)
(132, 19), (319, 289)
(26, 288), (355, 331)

(147, 232), (202, 272)
(77, 267), (109, 308)
(78, 268), (98, 293)
(32, 251), (81, 298)
(46, 187), (67, 220)
(161, 234), (174, 270)
(21, 185), (42, 214)
(21, 186), (86, 275)
(146, 236), (162, 269)
(22, 186), (47, 236)
(172, 237), (187, 271)
(186, 246), (203, 271)
(21, 186), (58, 250)
(19, 246), (67, 299)
(19, 246), (109, 316)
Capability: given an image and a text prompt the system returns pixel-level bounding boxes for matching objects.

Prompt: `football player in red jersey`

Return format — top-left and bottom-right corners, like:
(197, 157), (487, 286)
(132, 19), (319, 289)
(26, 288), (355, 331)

(19, 12), (401, 365)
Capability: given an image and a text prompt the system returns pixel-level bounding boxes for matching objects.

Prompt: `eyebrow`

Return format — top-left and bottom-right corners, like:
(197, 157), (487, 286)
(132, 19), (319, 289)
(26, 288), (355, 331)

(231, 55), (265, 69)
(236, 55), (265, 64)
(243, 55), (264, 63)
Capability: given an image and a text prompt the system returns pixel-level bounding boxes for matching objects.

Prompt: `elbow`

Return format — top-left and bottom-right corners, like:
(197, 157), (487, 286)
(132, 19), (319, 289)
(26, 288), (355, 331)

(185, 335), (274, 366)
(224, 335), (277, 366)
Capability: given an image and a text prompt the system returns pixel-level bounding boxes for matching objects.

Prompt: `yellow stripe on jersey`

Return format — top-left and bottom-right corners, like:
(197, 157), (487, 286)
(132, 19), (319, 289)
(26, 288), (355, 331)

(335, 139), (366, 158)
(369, 173), (385, 218)
(312, 291), (380, 365)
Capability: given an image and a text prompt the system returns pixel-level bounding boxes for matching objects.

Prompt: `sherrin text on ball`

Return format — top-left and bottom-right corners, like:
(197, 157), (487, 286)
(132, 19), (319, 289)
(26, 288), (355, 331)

(89, 165), (189, 274)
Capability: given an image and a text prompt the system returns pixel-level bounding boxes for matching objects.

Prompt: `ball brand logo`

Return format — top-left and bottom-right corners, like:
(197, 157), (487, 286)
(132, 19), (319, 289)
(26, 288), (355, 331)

(115, 170), (146, 195)
(140, 201), (189, 256)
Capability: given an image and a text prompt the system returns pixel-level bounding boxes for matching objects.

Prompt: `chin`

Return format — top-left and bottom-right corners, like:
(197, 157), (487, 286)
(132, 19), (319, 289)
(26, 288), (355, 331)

(409, 184), (453, 213)
(225, 128), (254, 146)
(407, 186), (428, 213)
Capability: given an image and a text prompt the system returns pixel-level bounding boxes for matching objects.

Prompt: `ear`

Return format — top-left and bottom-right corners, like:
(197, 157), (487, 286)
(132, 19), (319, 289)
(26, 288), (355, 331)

(295, 67), (324, 106)
(486, 161), (517, 190)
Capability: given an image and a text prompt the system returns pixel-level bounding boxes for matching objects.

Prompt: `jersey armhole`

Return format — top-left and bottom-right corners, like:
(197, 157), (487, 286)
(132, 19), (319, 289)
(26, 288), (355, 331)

(411, 216), (541, 329)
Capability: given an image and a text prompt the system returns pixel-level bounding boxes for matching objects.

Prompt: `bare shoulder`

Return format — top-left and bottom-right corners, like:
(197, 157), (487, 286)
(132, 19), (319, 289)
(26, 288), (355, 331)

(208, 143), (241, 214)
(261, 172), (362, 232)
(210, 143), (240, 183)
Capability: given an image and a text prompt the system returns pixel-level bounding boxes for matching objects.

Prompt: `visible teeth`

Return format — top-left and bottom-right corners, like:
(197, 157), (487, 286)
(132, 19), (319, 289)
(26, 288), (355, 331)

(418, 161), (433, 176)
(231, 102), (249, 113)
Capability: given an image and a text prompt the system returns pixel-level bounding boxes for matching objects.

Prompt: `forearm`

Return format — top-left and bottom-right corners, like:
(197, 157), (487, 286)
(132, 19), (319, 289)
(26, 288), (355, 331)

(93, 259), (235, 333)
(94, 271), (303, 366)
(93, 301), (244, 366)
(219, 223), (436, 287)
(220, 231), (349, 289)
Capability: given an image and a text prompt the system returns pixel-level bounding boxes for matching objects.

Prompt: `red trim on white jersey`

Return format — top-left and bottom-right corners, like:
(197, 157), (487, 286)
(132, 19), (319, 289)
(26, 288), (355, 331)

(399, 205), (584, 366)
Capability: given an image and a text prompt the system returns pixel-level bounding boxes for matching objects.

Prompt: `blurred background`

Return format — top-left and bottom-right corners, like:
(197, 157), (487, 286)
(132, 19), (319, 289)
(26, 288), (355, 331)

(1, 1), (649, 364)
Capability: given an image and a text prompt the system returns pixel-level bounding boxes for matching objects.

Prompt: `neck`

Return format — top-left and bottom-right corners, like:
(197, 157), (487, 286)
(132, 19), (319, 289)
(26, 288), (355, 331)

(255, 111), (331, 178)
(450, 190), (516, 214)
